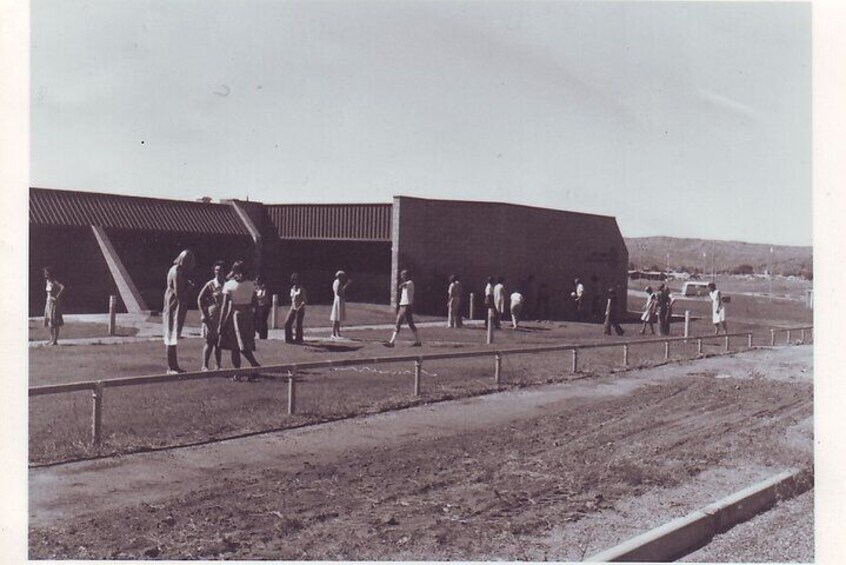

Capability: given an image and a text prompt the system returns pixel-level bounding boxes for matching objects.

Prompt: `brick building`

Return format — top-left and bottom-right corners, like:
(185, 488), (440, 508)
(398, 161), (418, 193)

(29, 188), (628, 318)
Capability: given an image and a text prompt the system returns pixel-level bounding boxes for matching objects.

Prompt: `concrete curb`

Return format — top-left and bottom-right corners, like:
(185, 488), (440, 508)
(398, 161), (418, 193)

(585, 467), (813, 562)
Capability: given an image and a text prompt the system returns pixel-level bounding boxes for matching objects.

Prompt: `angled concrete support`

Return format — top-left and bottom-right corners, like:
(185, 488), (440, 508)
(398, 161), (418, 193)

(91, 225), (147, 314)
(227, 200), (264, 278)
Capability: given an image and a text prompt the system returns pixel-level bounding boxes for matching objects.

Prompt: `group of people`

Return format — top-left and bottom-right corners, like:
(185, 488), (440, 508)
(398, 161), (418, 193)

(638, 281), (727, 336)
(162, 250), (309, 377)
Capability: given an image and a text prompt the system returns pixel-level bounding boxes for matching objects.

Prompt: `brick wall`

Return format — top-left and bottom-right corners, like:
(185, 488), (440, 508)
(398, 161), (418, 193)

(391, 196), (629, 318)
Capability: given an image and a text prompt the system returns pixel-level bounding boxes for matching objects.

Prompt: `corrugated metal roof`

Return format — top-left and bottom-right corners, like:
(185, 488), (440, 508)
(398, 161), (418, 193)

(266, 204), (392, 241)
(30, 188), (250, 235)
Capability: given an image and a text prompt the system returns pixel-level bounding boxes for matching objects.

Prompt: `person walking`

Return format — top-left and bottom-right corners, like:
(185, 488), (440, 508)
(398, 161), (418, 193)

(285, 273), (307, 344)
(656, 283), (674, 336)
(509, 290), (524, 330)
(42, 267), (65, 346)
(603, 286), (625, 336)
(217, 261), (261, 381)
(197, 260), (226, 371)
(163, 249), (196, 374)
(447, 274), (463, 328)
(493, 277), (507, 327)
(384, 269), (422, 347)
(484, 276), (497, 329)
(708, 282), (728, 334)
(572, 278), (586, 321)
(330, 270), (351, 339)
(639, 286), (658, 335)
(254, 279), (271, 340)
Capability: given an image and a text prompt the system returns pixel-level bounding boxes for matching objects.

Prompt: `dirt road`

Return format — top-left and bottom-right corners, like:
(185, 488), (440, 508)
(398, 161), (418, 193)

(29, 345), (813, 560)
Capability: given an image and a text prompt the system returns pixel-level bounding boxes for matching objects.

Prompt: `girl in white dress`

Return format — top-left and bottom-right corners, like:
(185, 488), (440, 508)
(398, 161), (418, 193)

(163, 249), (196, 374)
(708, 282), (728, 334)
(639, 286), (657, 335)
(330, 271), (351, 338)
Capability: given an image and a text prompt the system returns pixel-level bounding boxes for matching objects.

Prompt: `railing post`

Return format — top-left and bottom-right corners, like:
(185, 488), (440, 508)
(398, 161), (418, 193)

(800, 329), (806, 344)
(684, 310), (690, 339)
(91, 382), (104, 447)
(622, 344), (629, 367)
(494, 353), (502, 384)
(469, 293), (476, 320)
(786, 330), (792, 344)
(271, 294), (279, 329)
(747, 333), (753, 348)
(697, 338), (703, 355)
(724, 334), (730, 352)
(486, 308), (495, 345)
(771, 329), (776, 346)
(108, 295), (117, 336)
(664, 340), (670, 360)
(287, 369), (297, 415)
(571, 349), (578, 374)
(413, 359), (422, 396)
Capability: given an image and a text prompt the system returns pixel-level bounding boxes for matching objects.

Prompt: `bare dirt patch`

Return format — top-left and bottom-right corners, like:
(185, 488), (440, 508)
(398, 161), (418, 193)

(29, 346), (813, 560)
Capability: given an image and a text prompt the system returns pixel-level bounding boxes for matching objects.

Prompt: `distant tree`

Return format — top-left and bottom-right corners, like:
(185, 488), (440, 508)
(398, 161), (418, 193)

(731, 264), (755, 275)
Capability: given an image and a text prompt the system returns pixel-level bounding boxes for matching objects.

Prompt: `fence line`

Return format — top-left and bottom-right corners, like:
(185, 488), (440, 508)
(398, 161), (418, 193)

(770, 325), (813, 346)
(29, 326), (813, 447)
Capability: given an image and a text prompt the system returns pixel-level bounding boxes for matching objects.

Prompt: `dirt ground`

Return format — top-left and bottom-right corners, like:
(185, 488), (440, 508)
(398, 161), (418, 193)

(29, 345), (813, 561)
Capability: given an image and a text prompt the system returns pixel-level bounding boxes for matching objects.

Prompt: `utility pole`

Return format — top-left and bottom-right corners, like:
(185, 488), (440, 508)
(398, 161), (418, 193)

(769, 247), (774, 302)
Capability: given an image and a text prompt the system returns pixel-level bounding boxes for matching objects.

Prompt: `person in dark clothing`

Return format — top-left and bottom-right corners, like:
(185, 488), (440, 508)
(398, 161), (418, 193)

(656, 283), (674, 336)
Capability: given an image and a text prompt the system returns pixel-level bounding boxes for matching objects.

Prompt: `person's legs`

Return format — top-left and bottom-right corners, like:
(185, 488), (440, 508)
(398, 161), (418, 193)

(295, 308), (305, 343)
(166, 345), (183, 373)
(202, 342), (213, 370)
(230, 350), (242, 381)
(387, 309), (405, 345)
(284, 308), (296, 343)
(332, 321), (340, 338)
(51, 326), (60, 345)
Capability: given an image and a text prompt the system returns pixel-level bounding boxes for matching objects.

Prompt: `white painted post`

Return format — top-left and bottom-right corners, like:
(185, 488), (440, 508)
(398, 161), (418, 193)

(786, 330), (792, 344)
(287, 370), (297, 415)
(413, 359), (422, 396)
(664, 341), (670, 360)
(571, 349), (578, 373)
(622, 344), (629, 367)
(271, 294), (279, 329)
(724, 335), (730, 352)
(494, 353), (502, 384)
(697, 338), (703, 355)
(801, 329), (806, 344)
(684, 310), (690, 339)
(108, 295), (117, 336)
(770, 329), (776, 346)
(486, 308), (494, 345)
(469, 293), (476, 320)
(91, 382), (104, 447)
(747, 333), (753, 348)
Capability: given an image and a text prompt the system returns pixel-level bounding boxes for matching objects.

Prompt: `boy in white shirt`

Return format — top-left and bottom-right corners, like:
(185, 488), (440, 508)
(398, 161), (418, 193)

(384, 269), (422, 347)
(509, 291), (524, 329)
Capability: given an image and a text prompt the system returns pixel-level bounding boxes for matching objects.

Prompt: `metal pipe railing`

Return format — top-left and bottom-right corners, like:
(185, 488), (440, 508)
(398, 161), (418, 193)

(30, 327), (811, 447)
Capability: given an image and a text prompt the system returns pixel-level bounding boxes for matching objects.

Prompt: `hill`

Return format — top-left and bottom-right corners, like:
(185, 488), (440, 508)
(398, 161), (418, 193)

(625, 236), (812, 278)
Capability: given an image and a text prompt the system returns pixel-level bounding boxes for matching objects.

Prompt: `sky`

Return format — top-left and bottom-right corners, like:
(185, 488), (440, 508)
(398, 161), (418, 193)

(30, 0), (812, 246)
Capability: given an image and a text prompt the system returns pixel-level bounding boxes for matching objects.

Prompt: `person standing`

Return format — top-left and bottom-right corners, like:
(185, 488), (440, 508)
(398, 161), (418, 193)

(708, 282), (728, 334)
(285, 273), (307, 344)
(639, 286), (657, 335)
(217, 261), (261, 381)
(42, 267), (65, 346)
(509, 290), (524, 330)
(254, 279), (271, 340)
(330, 270), (351, 339)
(484, 276), (497, 329)
(197, 260), (226, 371)
(603, 286), (625, 336)
(384, 269), (422, 347)
(163, 249), (196, 374)
(572, 278), (586, 321)
(656, 283), (674, 336)
(447, 274), (463, 328)
(493, 277), (506, 328)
